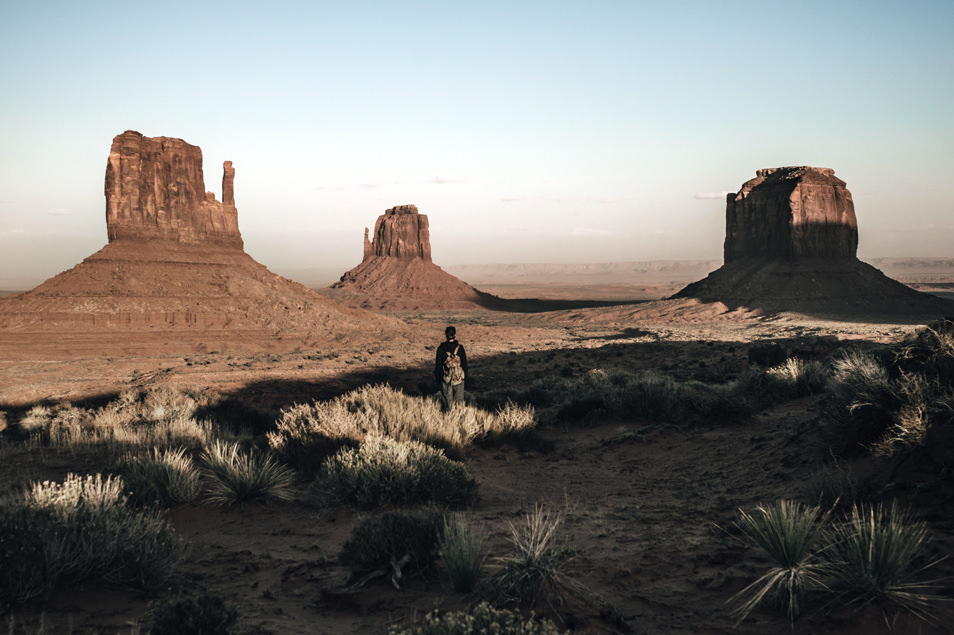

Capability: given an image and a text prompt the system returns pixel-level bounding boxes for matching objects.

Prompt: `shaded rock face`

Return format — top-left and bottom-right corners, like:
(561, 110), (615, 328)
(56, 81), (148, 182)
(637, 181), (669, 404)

(674, 167), (954, 317)
(724, 167), (857, 261)
(362, 204), (431, 261)
(105, 130), (242, 248)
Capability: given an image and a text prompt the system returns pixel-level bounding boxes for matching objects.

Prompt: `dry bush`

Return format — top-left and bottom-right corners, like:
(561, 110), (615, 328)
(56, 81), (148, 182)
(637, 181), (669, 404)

(116, 446), (201, 508)
(339, 510), (444, 588)
(268, 384), (536, 474)
(0, 473), (185, 606)
(311, 436), (478, 509)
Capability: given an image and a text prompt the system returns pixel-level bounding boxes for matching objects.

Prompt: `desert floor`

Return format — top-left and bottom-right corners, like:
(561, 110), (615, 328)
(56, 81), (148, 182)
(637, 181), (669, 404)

(1, 285), (952, 635)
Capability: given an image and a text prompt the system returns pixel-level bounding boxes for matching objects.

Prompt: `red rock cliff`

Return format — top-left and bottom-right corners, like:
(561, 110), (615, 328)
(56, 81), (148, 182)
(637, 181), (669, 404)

(362, 204), (431, 261)
(724, 166), (857, 261)
(105, 130), (243, 248)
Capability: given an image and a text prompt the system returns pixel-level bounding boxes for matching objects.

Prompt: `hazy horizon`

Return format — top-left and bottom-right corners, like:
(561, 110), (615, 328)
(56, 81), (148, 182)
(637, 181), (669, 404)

(2, 1), (952, 289)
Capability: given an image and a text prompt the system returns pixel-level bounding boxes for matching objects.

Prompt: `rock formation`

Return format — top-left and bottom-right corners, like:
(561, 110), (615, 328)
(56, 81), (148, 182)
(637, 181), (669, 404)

(0, 131), (396, 357)
(330, 205), (487, 310)
(105, 130), (242, 248)
(724, 167), (857, 261)
(363, 204), (432, 261)
(675, 167), (953, 316)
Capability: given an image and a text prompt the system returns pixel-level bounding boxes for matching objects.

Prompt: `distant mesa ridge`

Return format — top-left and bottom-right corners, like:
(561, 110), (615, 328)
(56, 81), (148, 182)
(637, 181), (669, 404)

(105, 130), (243, 248)
(676, 166), (952, 315)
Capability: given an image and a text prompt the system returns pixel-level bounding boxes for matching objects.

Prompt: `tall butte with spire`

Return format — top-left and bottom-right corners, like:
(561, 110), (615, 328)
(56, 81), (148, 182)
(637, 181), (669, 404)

(329, 204), (489, 310)
(675, 166), (953, 316)
(0, 131), (393, 358)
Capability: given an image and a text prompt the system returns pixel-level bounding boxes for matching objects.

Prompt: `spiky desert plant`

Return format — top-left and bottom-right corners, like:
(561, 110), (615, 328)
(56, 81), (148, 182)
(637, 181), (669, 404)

(117, 446), (201, 507)
(311, 436), (478, 509)
(485, 505), (572, 611)
(823, 502), (945, 622)
(201, 441), (295, 506)
(440, 513), (490, 592)
(728, 499), (830, 624)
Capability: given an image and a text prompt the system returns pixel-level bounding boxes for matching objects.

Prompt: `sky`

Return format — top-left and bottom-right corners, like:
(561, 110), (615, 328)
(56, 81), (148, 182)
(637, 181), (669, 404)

(1, 0), (952, 288)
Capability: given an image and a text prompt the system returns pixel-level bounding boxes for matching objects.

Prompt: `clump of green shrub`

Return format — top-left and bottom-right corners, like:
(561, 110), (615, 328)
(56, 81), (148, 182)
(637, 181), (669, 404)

(311, 437), (479, 509)
(440, 514), (490, 593)
(116, 446), (201, 507)
(268, 384), (536, 474)
(340, 510), (443, 588)
(201, 440), (296, 507)
(389, 601), (566, 635)
(0, 473), (185, 605)
(150, 594), (238, 635)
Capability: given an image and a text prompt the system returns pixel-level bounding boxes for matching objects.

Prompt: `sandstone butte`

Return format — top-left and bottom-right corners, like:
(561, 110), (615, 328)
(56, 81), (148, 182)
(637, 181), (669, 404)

(675, 166), (954, 316)
(329, 204), (489, 310)
(0, 131), (396, 359)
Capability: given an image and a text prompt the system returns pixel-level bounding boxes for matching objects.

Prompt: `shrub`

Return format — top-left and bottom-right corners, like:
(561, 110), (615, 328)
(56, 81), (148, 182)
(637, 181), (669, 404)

(117, 446), (201, 507)
(0, 473), (185, 604)
(728, 500), (829, 624)
(268, 385), (535, 474)
(440, 514), (490, 593)
(823, 502), (945, 621)
(201, 441), (296, 507)
(311, 437), (479, 509)
(748, 342), (788, 367)
(150, 595), (238, 635)
(822, 349), (899, 455)
(389, 601), (566, 635)
(340, 510), (443, 588)
(485, 505), (571, 610)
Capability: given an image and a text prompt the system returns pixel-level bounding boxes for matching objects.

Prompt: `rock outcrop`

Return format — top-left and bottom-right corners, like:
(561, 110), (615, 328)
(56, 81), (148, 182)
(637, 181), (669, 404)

(105, 130), (242, 248)
(724, 167), (858, 261)
(362, 204), (432, 261)
(0, 131), (397, 357)
(675, 167), (953, 317)
(330, 205), (487, 310)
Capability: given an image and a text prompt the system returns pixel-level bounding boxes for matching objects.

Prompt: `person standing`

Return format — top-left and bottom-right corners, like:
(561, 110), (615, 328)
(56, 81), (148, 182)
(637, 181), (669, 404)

(435, 326), (468, 409)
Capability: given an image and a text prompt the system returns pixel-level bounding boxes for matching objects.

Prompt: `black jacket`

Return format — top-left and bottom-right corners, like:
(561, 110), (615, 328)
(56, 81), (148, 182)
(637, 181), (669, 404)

(435, 340), (468, 383)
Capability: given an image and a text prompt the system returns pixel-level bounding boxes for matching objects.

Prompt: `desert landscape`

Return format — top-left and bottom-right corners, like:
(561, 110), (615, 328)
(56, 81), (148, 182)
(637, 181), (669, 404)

(0, 133), (952, 635)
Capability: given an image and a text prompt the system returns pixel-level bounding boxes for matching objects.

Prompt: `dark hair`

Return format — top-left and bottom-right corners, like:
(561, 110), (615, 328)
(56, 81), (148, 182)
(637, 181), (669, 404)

(445, 326), (456, 339)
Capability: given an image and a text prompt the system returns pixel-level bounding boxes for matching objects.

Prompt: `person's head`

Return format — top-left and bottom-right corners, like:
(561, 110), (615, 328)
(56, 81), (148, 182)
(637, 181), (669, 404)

(445, 326), (456, 341)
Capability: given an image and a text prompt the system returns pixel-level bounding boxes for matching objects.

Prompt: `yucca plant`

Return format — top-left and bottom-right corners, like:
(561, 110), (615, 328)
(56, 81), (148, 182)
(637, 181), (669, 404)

(201, 441), (295, 507)
(728, 499), (830, 624)
(823, 502), (945, 622)
(485, 505), (571, 611)
(440, 513), (490, 592)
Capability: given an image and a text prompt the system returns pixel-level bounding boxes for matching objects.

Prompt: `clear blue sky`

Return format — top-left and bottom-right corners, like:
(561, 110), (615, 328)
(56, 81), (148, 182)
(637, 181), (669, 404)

(1, 0), (952, 288)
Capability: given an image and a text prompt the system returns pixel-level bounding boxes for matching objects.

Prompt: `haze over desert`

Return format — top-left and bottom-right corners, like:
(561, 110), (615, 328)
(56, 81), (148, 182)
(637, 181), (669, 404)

(2, 2), (953, 634)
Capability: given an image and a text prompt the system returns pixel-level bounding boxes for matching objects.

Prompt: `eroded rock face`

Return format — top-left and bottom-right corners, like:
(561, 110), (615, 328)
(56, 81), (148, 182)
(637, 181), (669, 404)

(724, 166), (857, 261)
(362, 204), (431, 261)
(105, 130), (242, 248)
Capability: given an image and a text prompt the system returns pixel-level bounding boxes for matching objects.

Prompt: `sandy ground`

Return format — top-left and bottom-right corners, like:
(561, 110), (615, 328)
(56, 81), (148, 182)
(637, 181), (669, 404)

(1, 289), (952, 634)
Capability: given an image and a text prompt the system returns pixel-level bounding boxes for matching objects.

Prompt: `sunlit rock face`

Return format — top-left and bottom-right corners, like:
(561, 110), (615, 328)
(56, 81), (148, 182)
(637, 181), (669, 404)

(724, 167), (858, 261)
(674, 167), (953, 316)
(362, 204), (431, 261)
(105, 130), (242, 248)
(333, 204), (483, 309)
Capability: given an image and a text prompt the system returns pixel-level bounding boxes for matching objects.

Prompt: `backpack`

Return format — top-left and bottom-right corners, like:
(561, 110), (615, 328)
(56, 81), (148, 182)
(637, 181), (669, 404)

(443, 345), (465, 385)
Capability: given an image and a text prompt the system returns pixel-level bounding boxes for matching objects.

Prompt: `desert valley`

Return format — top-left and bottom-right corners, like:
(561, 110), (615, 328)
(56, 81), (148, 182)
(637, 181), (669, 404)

(1, 133), (953, 635)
